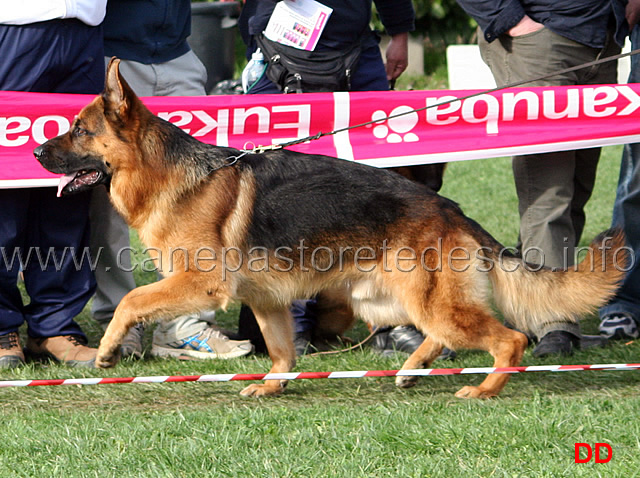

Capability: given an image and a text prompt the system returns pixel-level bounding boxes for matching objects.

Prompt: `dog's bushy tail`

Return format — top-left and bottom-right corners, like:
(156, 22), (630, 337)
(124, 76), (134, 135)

(482, 229), (628, 335)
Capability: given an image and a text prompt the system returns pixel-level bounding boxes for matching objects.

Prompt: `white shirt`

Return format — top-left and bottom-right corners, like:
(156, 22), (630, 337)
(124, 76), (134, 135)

(0, 0), (107, 26)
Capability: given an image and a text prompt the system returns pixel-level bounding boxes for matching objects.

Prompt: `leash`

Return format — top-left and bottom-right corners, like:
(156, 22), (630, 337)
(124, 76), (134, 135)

(307, 330), (377, 357)
(2, 363), (639, 388)
(240, 47), (640, 155)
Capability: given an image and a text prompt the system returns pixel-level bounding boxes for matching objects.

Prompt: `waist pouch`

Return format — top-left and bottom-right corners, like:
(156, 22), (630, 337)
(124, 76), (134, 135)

(256, 34), (362, 93)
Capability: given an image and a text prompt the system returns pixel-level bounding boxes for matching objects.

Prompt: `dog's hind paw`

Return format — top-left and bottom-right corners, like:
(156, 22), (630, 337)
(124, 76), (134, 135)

(240, 382), (285, 398)
(395, 375), (419, 389)
(454, 385), (497, 399)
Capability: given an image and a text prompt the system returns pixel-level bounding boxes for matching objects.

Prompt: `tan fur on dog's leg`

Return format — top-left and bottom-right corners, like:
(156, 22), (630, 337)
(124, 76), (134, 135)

(97, 273), (225, 368)
(453, 320), (528, 399)
(240, 307), (296, 397)
(395, 335), (444, 389)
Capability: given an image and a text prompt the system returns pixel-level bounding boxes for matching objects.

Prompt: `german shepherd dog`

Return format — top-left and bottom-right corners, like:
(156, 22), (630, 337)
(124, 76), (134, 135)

(35, 59), (626, 398)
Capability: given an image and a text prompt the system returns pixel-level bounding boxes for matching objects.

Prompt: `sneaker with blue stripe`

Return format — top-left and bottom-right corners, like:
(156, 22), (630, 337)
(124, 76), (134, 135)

(151, 327), (253, 360)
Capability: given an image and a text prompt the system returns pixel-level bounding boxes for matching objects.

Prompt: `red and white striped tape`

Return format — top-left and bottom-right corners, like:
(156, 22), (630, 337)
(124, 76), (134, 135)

(1, 363), (639, 388)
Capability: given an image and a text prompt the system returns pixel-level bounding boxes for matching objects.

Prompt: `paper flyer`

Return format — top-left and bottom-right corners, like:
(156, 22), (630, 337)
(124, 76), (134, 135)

(264, 0), (333, 51)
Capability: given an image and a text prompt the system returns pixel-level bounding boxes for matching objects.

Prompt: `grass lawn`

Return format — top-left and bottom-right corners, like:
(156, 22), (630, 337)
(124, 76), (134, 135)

(2, 140), (639, 476)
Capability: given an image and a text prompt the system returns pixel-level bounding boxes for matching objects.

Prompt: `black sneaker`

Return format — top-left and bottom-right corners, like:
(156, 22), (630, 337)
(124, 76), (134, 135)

(372, 326), (422, 355)
(533, 330), (608, 358)
(372, 325), (456, 360)
(533, 331), (575, 357)
(388, 326), (424, 353)
(294, 330), (314, 356)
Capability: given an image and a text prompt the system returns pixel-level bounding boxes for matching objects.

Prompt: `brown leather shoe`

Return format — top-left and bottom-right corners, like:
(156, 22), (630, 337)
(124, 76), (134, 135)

(0, 332), (25, 369)
(25, 335), (96, 367)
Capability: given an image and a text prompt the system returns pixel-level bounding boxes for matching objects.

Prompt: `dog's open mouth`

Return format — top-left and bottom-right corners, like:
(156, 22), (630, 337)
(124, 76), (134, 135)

(57, 169), (104, 197)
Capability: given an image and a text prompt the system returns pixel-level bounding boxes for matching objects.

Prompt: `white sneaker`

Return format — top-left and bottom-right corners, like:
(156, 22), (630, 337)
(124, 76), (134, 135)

(599, 314), (640, 340)
(151, 327), (253, 360)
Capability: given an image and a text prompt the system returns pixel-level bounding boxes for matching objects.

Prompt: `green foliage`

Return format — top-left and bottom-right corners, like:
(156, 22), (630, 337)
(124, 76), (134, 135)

(412, 0), (477, 43)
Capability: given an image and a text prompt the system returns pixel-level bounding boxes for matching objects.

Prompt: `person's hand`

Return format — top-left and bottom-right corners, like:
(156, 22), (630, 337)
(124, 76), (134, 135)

(508, 15), (544, 37)
(385, 32), (409, 82)
(627, 0), (640, 31)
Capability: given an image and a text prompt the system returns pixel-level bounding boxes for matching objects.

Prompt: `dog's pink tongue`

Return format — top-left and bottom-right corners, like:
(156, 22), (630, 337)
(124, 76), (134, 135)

(57, 173), (76, 197)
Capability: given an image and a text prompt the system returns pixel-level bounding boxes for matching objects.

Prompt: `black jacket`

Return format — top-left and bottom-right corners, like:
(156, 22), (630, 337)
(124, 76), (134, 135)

(103, 0), (192, 64)
(240, 0), (415, 51)
(456, 0), (627, 48)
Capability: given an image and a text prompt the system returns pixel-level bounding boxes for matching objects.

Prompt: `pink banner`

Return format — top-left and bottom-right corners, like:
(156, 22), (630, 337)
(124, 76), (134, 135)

(2, 85), (640, 188)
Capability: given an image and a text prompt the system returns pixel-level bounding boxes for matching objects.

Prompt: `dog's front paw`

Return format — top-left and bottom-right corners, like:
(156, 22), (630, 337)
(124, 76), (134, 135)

(395, 375), (419, 389)
(454, 385), (496, 399)
(95, 348), (120, 368)
(240, 382), (285, 398)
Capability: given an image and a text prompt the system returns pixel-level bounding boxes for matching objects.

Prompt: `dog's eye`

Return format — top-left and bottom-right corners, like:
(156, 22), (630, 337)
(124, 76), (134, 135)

(73, 127), (88, 137)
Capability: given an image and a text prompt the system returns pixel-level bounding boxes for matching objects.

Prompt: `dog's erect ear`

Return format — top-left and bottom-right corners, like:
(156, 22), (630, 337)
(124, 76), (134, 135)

(103, 57), (137, 122)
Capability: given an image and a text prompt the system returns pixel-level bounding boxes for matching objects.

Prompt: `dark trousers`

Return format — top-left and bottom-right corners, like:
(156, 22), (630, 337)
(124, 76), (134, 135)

(478, 26), (620, 339)
(0, 189), (95, 337)
(0, 20), (103, 338)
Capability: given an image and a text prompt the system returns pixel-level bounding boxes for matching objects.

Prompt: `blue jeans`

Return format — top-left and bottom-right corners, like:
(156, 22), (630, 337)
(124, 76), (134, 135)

(600, 27), (640, 323)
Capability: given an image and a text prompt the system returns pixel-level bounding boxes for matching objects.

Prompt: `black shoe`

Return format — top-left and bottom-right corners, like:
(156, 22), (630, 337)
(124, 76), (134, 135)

(294, 330), (313, 356)
(533, 331), (608, 358)
(372, 325), (455, 360)
(236, 305), (267, 353)
(372, 326), (423, 356)
(388, 326), (425, 353)
(437, 347), (457, 361)
(579, 334), (609, 350)
(532, 331), (579, 358)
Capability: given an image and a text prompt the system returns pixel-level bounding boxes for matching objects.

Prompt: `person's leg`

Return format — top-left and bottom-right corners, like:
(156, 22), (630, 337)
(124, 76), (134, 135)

(598, 28), (640, 337)
(291, 299), (317, 356)
(90, 186), (137, 329)
(0, 189), (30, 367)
(599, 142), (640, 338)
(512, 151), (577, 268)
(89, 186), (144, 358)
(0, 20), (103, 366)
(154, 50), (208, 96)
(479, 27), (613, 355)
(350, 42), (389, 92)
(21, 188), (97, 367)
(0, 21), (103, 93)
(21, 188), (95, 338)
(570, 148), (600, 244)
